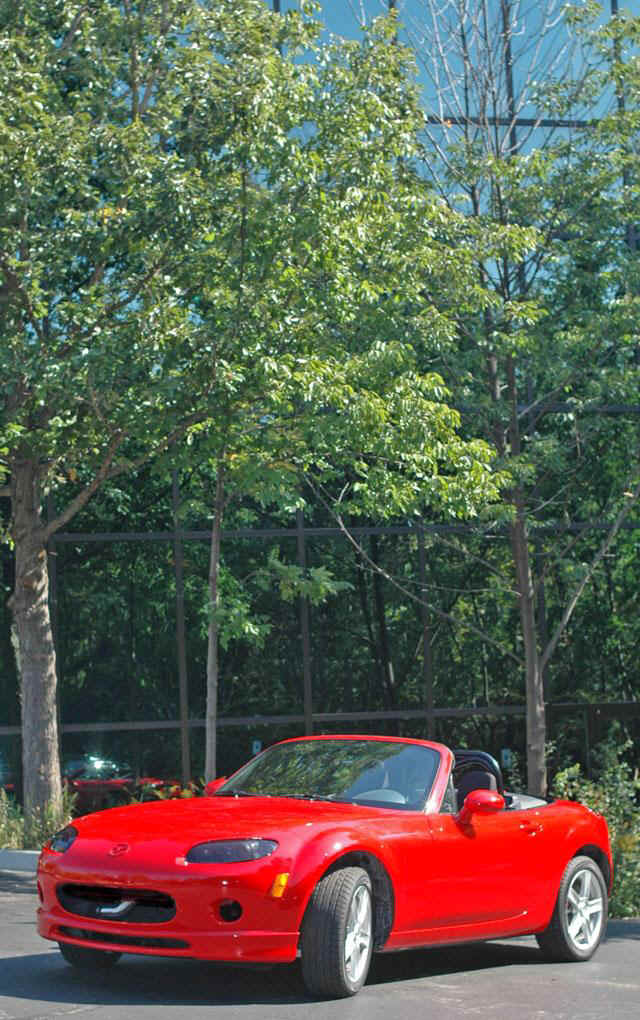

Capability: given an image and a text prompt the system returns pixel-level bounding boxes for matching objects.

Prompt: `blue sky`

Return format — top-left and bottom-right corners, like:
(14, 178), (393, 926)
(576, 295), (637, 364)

(270, 1), (628, 145)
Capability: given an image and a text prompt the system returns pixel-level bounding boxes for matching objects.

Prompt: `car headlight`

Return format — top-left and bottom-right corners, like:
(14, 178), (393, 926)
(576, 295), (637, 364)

(185, 838), (278, 863)
(48, 825), (78, 853)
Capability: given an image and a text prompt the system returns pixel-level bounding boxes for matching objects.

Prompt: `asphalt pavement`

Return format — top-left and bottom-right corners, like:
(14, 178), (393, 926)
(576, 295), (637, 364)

(1, 870), (639, 1020)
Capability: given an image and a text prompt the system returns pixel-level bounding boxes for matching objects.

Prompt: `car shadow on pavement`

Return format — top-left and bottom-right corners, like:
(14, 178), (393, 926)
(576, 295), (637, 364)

(0, 940), (546, 1007)
(0, 952), (306, 1007)
(368, 939), (541, 988)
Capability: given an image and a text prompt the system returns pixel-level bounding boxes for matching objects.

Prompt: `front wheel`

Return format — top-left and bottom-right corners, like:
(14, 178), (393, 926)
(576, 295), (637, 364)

(536, 855), (607, 962)
(301, 866), (373, 998)
(58, 942), (122, 969)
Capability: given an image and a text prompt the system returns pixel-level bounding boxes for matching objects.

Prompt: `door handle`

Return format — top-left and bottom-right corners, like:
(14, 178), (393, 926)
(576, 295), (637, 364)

(519, 821), (542, 836)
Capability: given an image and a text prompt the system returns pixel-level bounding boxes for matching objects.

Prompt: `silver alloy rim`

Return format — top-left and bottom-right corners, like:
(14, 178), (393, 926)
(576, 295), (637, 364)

(344, 884), (372, 984)
(565, 867), (604, 951)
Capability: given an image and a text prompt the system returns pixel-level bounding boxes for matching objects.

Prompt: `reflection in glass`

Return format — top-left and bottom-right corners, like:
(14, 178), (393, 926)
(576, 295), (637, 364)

(218, 739), (440, 811)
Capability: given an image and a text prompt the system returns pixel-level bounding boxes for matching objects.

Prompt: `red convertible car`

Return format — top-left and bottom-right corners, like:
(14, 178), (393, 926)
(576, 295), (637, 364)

(37, 735), (612, 998)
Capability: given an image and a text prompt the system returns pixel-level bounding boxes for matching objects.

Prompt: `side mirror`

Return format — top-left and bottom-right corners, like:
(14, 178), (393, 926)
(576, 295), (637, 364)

(204, 777), (227, 797)
(457, 788), (505, 826)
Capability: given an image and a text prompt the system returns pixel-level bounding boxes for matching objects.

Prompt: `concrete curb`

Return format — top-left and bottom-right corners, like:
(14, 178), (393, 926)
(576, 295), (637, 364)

(0, 849), (39, 873)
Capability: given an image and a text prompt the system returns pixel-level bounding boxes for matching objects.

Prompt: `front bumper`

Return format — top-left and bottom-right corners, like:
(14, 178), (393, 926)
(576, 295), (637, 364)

(37, 908), (299, 962)
(37, 850), (302, 964)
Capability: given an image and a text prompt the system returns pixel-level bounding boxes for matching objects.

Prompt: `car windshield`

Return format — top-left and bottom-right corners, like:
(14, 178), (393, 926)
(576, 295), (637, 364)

(217, 739), (440, 811)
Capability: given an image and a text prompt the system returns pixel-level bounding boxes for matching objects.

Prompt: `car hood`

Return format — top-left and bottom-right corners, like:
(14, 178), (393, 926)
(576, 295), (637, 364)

(40, 795), (396, 879)
(80, 794), (384, 838)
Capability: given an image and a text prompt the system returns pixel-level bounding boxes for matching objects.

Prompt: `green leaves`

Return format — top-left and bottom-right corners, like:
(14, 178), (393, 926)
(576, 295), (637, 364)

(256, 548), (351, 606)
(2, 2), (514, 704)
(280, 346), (501, 521)
(552, 738), (640, 918)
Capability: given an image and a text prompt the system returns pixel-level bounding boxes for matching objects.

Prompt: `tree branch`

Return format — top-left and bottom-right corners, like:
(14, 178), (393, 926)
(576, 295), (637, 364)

(139, 0), (172, 116)
(43, 432), (126, 541)
(307, 476), (522, 666)
(56, 6), (88, 61)
(540, 475), (640, 673)
(0, 253), (45, 345)
(67, 251), (169, 347)
(123, 0), (140, 120)
(105, 409), (210, 484)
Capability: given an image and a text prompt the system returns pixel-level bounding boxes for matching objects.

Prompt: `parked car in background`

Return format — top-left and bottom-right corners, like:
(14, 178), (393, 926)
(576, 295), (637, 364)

(39, 735), (612, 999)
(62, 755), (170, 814)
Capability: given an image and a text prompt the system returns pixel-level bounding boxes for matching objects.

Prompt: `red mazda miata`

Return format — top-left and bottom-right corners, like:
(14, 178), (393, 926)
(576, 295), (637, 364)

(37, 735), (612, 998)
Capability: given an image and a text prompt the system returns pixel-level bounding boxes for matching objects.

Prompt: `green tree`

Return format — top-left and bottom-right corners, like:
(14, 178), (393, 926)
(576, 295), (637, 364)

(401, 0), (640, 794)
(0, 0), (516, 813)
(0, 0), (223, 821)
(170, 7), (525, 776)
(0, 0), (299, 819)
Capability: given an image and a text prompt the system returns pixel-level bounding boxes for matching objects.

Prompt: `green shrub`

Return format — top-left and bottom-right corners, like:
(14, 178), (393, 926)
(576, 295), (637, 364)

(0, 788), (24, 848)
(0, 788), (76, 852)
(552, 741), (640, 918)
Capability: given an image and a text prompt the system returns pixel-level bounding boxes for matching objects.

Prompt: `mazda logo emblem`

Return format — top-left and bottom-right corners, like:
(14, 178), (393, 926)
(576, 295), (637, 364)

(109, 843), (130, 856)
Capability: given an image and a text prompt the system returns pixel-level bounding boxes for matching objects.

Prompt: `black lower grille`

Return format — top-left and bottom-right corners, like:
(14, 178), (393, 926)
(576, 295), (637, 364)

(58, 925), (188, 950)
(57, 884), (176, 924)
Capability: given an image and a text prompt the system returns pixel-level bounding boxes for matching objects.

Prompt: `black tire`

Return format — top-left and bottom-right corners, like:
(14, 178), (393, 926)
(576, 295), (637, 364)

(301, 866), (373, 998)
(58, 942), (122, 969)
(536, 855), (608, 962)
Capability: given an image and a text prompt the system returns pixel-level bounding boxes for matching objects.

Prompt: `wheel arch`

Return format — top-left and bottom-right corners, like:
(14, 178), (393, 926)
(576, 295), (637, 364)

(303, 850), (395, 950)
(573, 843), (612, 893)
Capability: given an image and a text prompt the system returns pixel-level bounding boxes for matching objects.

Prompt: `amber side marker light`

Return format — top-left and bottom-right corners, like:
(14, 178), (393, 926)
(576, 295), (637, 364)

(269, 873), (290, 898)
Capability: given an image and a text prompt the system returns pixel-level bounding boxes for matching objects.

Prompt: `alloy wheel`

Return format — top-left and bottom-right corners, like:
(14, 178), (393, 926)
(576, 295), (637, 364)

(564, 866), (604, 952)
(344, 882), (372, 985)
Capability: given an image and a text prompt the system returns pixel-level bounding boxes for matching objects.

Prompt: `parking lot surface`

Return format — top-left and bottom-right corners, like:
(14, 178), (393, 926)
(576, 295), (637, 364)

(1, 870), (639, 1020)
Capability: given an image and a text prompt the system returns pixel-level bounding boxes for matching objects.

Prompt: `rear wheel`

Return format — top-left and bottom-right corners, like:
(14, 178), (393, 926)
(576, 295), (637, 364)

(301, 866), (373, 998)
(58, 942), (122, 969)
(536, 855), (607, 962)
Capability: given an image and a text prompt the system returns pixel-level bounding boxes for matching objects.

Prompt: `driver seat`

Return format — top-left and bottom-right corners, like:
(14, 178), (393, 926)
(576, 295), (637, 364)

(456, 769), (498, 812)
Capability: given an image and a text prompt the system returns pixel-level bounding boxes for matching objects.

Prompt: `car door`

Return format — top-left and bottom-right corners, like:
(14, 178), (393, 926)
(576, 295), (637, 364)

(391, 803), (548, 943)
(425, 807), (543, 927)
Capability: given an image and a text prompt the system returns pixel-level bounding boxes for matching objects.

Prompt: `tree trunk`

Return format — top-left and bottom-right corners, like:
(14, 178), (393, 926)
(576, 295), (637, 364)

(417, 525), (435, 738)
(205, 466), (224, 782)
(510, 499), (546, 797)
(504, 355), (546, 797)
(9, 459), (62, 822)
(354, 549), (382, 708)
(370, 534), (397, 713)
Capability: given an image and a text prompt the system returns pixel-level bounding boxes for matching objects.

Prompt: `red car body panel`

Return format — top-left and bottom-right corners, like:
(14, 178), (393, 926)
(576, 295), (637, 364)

(36, 735), (612, 965)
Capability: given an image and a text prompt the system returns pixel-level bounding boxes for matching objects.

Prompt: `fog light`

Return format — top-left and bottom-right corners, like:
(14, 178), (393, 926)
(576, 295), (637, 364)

(218, 899), (243, 922)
